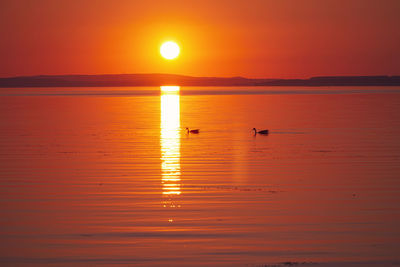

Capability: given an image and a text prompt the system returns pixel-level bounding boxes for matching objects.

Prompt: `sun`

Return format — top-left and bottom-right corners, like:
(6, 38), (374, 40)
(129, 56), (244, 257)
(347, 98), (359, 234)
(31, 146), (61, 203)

(160, 41), (180, 60)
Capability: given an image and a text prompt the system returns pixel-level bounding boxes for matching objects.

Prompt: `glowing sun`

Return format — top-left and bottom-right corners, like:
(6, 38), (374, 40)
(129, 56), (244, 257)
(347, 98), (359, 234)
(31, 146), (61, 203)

(160, 41), (180, 60)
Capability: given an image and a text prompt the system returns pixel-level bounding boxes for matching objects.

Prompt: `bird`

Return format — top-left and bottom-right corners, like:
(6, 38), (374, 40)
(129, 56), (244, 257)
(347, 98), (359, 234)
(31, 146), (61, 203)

(186, 127), (200, 134)
(253, 128), (269, 135)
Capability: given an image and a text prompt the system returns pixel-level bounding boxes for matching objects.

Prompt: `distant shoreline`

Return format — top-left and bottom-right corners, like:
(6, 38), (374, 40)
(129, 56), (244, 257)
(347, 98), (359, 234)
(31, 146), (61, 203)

(1, 74), (399, 87)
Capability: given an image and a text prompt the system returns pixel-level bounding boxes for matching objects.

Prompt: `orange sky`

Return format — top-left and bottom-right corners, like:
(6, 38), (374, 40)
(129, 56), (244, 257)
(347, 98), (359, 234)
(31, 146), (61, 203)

(1, 0), (399, 78)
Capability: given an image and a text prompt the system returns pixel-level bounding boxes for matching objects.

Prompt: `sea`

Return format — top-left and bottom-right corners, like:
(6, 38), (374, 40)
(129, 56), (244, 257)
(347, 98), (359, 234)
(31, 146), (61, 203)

(0, 86), (399, 266)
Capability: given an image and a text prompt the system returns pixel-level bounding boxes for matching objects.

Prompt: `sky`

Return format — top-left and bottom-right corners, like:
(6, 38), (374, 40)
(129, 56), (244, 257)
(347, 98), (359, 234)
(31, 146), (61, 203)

(0, 0), (399, 78)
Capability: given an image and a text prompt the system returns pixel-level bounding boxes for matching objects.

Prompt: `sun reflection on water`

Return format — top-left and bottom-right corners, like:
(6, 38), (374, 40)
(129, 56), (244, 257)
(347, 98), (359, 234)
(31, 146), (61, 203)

(160, 86), (181, 207)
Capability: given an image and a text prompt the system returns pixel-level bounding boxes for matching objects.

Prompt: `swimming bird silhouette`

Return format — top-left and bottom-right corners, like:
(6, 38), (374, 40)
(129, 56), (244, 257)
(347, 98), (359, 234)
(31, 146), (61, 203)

(186, 127), (200, 134)
(253, 128), (269, 135)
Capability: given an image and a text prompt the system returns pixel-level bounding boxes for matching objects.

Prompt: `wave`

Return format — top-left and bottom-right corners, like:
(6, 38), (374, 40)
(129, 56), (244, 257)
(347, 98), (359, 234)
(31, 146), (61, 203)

(1, 86), (400, 97)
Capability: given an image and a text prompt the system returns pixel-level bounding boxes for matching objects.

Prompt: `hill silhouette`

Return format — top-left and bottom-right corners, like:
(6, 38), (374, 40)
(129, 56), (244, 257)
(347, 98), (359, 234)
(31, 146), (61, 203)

(0, 74), (399, 87)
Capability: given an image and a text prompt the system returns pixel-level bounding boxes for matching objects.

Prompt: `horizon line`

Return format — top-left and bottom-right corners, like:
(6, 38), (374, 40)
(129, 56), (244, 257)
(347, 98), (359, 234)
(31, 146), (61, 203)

(1, 73), (400, 80)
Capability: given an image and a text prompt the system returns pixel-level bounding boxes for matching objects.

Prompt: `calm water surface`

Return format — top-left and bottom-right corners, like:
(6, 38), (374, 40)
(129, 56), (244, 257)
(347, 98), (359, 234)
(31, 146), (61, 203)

(0, 86), (400, 266)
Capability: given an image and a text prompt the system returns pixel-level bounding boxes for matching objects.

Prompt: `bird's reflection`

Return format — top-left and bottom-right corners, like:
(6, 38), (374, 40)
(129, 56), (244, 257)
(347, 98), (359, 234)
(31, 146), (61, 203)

(160, 86), (181, 209)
